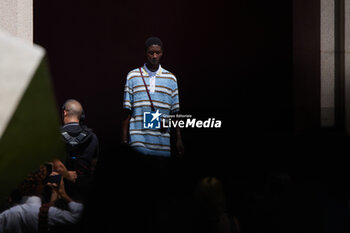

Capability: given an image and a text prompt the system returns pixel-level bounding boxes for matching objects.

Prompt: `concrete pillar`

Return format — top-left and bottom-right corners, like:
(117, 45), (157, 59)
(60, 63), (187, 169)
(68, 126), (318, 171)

(0, 29), (66, 204)
(320, 0), (335, 127)
(0, 0), (33, 42)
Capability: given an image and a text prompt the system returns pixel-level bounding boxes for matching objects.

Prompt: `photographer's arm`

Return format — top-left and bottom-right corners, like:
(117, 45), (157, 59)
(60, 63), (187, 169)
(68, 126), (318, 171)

(48, 178), (83, 225)
(52, 160), (77, 182)
(48, 176), (72, 203)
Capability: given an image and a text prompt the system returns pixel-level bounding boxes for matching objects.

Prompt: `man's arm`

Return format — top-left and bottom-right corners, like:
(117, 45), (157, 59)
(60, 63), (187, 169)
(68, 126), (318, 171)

(121, 109), (132, 144)
(172, 113), (184, 157)
(175, 123), (184, 157)
(52, 160), (77, 183)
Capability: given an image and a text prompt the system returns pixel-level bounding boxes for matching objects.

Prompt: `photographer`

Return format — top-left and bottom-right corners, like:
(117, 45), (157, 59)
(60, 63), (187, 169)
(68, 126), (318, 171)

(60, 99), (99, 201)
(0, 165), (83, 233)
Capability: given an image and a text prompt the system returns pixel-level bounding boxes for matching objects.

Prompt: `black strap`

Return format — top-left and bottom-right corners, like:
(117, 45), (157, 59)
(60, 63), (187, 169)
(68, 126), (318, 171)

(139, 67), (155, 112)
(62, 132), (78, 145)
(61, 130), (89, 146)
(38, 203), (52, 233)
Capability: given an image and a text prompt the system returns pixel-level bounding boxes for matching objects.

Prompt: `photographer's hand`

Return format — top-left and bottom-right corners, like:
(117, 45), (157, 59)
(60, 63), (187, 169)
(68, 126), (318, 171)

(53, 159), (77, 183)
(57, 177), (72, 203)
(47, 182), (58, 204)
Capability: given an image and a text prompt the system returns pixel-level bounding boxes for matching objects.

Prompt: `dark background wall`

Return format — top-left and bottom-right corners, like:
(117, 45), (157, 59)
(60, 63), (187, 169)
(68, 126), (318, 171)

(33, 0), (293, 164)
(293, 0), (321, 132)
(32, 1), (350, 232)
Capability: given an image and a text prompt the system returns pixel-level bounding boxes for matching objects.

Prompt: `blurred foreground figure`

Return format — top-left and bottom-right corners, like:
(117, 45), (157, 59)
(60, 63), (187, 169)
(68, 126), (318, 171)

(0, 165), (83, 233)
(194, 177), (241, 233)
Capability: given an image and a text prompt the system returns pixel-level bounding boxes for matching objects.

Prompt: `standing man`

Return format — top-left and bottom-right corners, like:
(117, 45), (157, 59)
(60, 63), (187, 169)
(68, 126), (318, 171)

(121, 36), (184, 157)
(121, 37), (184, 233)
(60, 99), (99, 201)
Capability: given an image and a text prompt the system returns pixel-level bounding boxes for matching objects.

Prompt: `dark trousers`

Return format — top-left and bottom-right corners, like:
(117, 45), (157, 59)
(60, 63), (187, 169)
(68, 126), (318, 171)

(123, 147), (171, 233)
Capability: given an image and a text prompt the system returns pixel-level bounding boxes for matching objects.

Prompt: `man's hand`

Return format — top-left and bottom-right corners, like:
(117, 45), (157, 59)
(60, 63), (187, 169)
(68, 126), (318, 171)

(47, 176), (73, 203)
(121, 109), (132, 145)
(67, 171), (77, 183)
(53, 159), (77, 183)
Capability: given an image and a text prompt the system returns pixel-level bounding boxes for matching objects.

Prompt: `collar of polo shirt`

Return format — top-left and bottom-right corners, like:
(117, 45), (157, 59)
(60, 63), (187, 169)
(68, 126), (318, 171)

(143, 63), (162, 77)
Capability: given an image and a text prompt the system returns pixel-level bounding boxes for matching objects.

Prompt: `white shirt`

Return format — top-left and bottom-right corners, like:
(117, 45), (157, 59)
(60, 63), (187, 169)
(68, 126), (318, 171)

(0, 196), (83, 233)
(144, 64), (162, 93)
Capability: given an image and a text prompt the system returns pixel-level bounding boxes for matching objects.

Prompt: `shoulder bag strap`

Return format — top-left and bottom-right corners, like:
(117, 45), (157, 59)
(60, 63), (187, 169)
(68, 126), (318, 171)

(139, 67), (155, 111)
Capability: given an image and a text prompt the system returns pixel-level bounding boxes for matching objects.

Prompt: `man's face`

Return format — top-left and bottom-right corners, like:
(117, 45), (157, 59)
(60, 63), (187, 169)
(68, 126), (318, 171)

(146, 45), (163, 66)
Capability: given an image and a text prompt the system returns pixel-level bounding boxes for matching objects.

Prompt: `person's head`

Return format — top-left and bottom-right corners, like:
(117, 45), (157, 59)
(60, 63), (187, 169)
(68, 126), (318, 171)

(18, 165), (48, 197)
(144, 37), (163, 69)
(62, 99), (84, 124)
(194, 176), (227, 216)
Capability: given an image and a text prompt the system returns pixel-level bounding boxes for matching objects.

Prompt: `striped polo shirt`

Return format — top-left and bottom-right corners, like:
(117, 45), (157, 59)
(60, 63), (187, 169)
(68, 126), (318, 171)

(123, 64), (180, 157)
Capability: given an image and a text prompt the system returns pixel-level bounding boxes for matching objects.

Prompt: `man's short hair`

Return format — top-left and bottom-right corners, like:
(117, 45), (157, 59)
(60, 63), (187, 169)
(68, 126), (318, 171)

(62, 99), (83, 120)
(144, 37), (163, 51)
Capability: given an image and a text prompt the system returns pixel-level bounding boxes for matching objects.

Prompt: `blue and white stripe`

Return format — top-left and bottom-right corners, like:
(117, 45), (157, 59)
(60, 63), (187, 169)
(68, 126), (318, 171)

(123, 64), (180, 157)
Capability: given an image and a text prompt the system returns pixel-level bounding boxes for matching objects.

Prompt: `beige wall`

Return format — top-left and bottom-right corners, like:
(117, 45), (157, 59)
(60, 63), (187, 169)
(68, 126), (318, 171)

(0, 0), (32, 42)
(0, 0), (38, 138)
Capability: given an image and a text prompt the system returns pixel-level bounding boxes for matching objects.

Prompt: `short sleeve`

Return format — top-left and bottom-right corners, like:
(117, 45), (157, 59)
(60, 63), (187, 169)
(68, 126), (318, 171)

(123, 73), (134, 110)
(171, 77), (180, 113)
